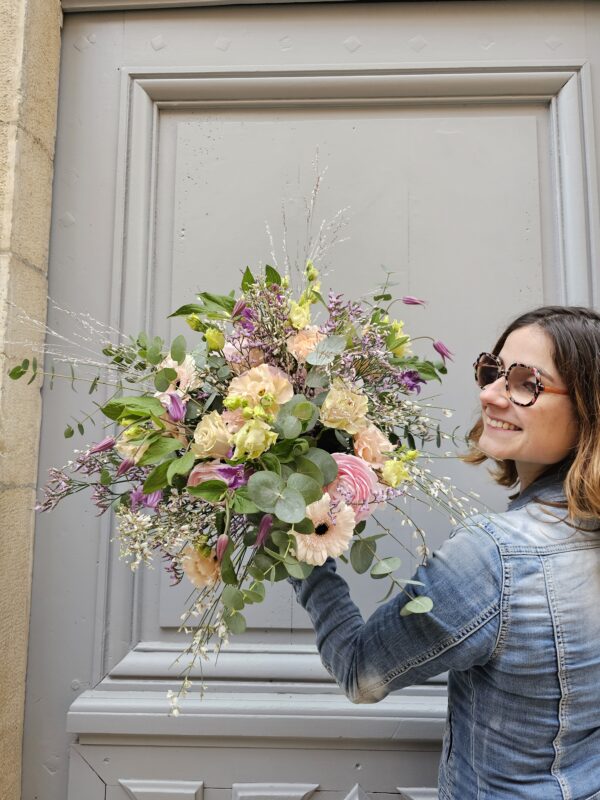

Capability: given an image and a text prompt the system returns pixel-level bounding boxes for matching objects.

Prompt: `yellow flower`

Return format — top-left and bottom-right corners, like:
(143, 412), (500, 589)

(287, 326), (326, 363)
(191, 411), (232, 459)
(226, 364), (293, 416)
(381, 459), (411, 488)
(289, 300), (311, 330)
(205, 327), (225, 351)
(320, 379), (368, 435)
(232, 419), (278, 461)
(388, 320), (412, 358)
(181, 544), (220, 589)
(305, 260), (319, 282)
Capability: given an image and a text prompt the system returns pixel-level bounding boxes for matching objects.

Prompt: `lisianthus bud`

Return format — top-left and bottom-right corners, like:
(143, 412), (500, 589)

(289, 300), (311, 330)
(186, 313), (205, 332)
(305, 260), (319, 282)
(381, 459), (411, 488)
(205, 327), (225, 351)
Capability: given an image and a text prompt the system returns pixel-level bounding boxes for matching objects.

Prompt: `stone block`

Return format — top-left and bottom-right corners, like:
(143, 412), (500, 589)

(19, 0), (62, 154)
(0, 0), (22, 125)
(6, 127), (53, 269)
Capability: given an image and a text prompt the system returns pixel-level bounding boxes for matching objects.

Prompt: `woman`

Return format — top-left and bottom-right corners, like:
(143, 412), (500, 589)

(289, 306), (600, 800)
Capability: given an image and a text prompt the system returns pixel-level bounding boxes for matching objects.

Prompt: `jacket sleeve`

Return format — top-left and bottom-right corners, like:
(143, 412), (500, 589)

(289, 517), (503, 704)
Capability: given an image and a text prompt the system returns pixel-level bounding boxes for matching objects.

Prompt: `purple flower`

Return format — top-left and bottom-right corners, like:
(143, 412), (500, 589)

(216, 533), (229, 563)
(399, 369), (426, 394)
(165, 392), (186, 422)
(116, 458), (135, 478)
(142, 490), (162, 510)
(256, 514), (274, 549)
(232, 299), (247, 318)
(88, 436), (116, 455)
(401, 296), (427, 307)
(433, 340), (454, 363)
(129, 485), (145, 511)
(217, 464), (248, 489)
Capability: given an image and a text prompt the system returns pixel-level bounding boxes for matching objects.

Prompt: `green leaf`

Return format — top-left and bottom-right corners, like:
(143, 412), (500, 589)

(247, 471), (284, 512)
(374, 292), (392, 301)
(252, 552), (276, 574)
(187, 479), (227, 502)
(265, 264), (282, 285)
(143, 460), (174, 493)
(292, 400), (315, 421)
(154, 367), (178, 392)
(281, 416), (302, 439)
(400, 596), (434, 616)
(64, 425), (74, 438)
(271, 530), (294, 549)
(304, 369), (329, 389)
(305, 335), (346, 366)
(224, 611), (246, 634)
(8, 364), (27, 380)
(146, 345), (163, 365)
(284, 559), (314, 580)
(305, 448), (338, 484)
(197, 291), (236, 316)
(291, 517), (315, 534)
(168, 303), (205, 318)
(350, 540), (375, 574)
(222, 585), (245, 611)
(415, 361), (439, 382)
(166, 451), (195, 484)
(100, 468), (112, 487)
(232, 488), (260, 514)
(170, 334), (187, 365)
(274, 486), (306, 524)
(88, 376), (100, 395)
(354, 520), (366, 534)
(137, 437), (182, 466)
(101, 396), (166, 421)
(286, 473), (322, 504)
(295, 456), (324, 486)
(27, 356), (38, 385)
(370, 556), (402, 578)
(77, 422), (85, 435)
(260, 452), (281, 475)
(241, 267), (255, 292)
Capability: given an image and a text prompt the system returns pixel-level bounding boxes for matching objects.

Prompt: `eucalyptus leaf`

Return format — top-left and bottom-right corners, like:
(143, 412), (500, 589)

(400, 596), (434, 616)
(306, 448), (338, 484)
(274, 486), (306, 524)
(370, 556), (402, 577)
(170, 334), (187, 365)
(281, 416), (302, 439)
(247, 471), (284, 512)
(286, 473), (322, 504)
(294, 456), (324, 486)
(305, 335), (346, 366)
(350, 540), (375, 574)
(284, 559), (314, 580)
(224, 611), (247, 634)
(221, 585), (245, 611)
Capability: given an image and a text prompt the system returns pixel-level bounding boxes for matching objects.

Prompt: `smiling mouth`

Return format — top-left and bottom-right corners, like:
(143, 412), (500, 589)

(484, 411), (522, 432)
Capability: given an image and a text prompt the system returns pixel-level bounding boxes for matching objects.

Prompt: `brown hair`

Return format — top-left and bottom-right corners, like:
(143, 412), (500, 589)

(463, 306), (600, 520)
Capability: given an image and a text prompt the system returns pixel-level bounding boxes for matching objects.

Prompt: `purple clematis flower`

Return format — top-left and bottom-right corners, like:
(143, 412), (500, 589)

(141, 490), (163, 510)
(232, 299), (247, 319)
(129, 485), (145, 511)
(165, 392), (186, 423)
(433, 340), (454, 364)
(256, 514), (274, 549)
(116, 458), (135, 478)
(130, 486), (162, 512)
(88, 436), (116, 455)
(217, 464), (248, 489)
(399, 369), (426, 394)
(401, 296), (427, 307)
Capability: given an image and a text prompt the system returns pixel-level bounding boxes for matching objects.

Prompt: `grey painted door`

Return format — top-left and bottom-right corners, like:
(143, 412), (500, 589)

(23, 3), (600, 800)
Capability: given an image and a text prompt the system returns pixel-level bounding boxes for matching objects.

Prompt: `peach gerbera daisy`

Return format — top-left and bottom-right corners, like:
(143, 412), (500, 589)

(292, 492), (356, 566)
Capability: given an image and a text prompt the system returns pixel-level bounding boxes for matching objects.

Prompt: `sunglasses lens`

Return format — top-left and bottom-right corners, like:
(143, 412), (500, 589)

(508, 365), (538, 404)
(475, 355), (500, 388)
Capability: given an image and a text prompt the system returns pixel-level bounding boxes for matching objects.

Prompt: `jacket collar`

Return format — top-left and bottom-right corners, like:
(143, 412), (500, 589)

(507, 469), (567, 512)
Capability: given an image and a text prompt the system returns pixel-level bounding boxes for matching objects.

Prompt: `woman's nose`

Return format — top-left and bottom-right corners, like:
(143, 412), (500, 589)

(479, 376), (510, 406)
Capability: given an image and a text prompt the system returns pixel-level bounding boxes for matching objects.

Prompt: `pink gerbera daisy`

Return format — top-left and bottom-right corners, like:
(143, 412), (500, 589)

(292, 493), (356, 566)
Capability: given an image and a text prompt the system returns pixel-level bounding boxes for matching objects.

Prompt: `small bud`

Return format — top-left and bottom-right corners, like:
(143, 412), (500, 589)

(186, 313), (205, 332)
(205, 327), (225, 351)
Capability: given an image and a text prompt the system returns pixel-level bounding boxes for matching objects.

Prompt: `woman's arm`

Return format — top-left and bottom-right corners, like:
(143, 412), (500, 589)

(289, 517), (503, 703)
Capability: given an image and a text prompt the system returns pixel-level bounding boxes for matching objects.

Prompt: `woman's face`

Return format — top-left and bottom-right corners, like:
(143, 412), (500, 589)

(477, 324), (578, 489)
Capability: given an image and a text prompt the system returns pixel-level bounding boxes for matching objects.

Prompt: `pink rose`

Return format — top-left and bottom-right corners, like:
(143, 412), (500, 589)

(187, 460), (226, 487)
(325, 453), (381, 523)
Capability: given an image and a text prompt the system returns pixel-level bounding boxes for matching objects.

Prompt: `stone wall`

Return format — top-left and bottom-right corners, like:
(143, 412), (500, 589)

(0, 0), (62, 797)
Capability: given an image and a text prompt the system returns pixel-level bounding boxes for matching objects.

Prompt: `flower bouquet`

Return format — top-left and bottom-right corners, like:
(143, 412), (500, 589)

(11, 261), (465, 711)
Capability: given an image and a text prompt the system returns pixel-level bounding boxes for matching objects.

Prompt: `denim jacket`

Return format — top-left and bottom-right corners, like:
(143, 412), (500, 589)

(290, 474), (600, 800)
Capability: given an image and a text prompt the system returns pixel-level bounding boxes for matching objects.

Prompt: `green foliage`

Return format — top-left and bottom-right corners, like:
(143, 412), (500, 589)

(305, 448), (338, 484)
(166, 451), (195, 484)
(170, 334), (187, 365)
(370, 556), (402, 578)
(350, 540), (375, 574)
(187, 479), (228, 502)
(143, 459), (174, 493)
(241, 267), (255, 292)
(400, 596), (434, 616)
(305, 335), (346, 366)
(137, 437), (182, 466)
(265, 265), (282, 286)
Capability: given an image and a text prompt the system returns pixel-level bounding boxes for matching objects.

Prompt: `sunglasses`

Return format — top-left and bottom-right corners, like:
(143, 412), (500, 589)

(473, 352), (569, 407)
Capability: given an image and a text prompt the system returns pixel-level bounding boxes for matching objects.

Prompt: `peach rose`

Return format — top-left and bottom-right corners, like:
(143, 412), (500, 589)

(353, 423), (394, 469)
(287, 326), (326, 363)
(227, 364), (294, 415)
(326, 453), (381, 523)
(181, 544), (220, 589)
(223, 340), (265, 375)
